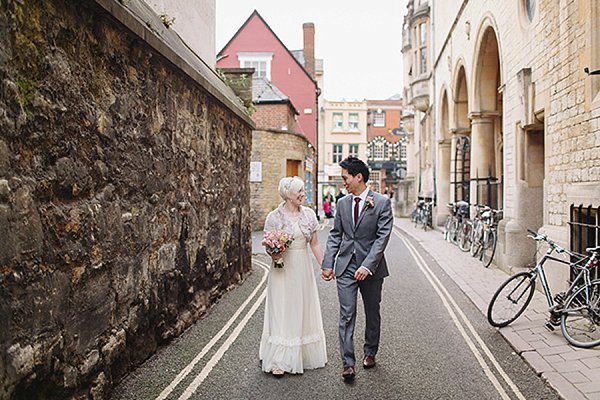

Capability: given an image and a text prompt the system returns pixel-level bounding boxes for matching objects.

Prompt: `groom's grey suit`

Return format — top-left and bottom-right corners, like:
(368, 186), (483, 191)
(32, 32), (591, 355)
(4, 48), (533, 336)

(322, 190), (393, 368)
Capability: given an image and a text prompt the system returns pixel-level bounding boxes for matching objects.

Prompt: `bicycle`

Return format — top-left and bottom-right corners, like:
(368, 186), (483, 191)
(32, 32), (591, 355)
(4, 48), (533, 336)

(487, 229), (600, 348)
(421, 201), (432, 232)
(412, 200), (424, 227)
(470, 206), (502, 267)
(480, 208), (502, 267)
(444, 201), (468, 245)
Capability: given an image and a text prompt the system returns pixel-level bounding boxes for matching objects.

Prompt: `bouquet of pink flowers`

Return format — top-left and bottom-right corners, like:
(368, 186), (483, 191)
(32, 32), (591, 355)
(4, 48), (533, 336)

(262, 229), (294, 268)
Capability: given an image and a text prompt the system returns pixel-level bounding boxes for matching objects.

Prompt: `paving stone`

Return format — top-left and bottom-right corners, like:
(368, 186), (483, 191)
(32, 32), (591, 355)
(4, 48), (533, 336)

(562, 371), (591, 384)
(543, 371), (587, 400)
(523, 351), (555, 373)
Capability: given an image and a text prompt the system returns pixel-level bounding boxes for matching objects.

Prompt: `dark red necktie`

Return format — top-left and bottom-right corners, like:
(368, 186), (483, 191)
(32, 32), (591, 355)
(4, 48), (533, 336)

(354, 197), (361, 224)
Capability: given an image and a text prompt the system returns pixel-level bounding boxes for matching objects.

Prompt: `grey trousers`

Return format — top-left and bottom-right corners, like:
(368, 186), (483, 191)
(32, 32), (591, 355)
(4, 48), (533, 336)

(336, 258), (383, 367)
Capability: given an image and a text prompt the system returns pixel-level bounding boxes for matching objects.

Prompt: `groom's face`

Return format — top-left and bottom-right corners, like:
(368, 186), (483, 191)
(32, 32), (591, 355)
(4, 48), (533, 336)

(341, 169), (363, 196)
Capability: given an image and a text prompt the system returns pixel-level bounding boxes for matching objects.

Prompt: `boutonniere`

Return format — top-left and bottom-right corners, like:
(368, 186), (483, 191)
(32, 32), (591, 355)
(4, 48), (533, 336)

(365, 196), (375, 209)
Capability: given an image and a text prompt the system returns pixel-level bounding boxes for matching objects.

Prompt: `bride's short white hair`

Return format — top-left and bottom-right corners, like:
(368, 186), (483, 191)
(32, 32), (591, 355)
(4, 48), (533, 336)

(278, 176), (304, 200)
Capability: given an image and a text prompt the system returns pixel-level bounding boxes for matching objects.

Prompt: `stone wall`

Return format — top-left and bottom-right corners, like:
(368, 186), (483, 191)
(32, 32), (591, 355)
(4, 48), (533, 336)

(0, 0), (253, 399)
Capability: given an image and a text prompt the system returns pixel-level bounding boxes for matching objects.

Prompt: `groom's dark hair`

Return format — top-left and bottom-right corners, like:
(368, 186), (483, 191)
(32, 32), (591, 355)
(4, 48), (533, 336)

(339, 157), (369, 183)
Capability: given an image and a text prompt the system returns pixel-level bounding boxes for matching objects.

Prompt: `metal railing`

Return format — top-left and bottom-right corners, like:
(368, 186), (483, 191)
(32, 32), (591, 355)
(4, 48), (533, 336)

(569, 204), (599, 280)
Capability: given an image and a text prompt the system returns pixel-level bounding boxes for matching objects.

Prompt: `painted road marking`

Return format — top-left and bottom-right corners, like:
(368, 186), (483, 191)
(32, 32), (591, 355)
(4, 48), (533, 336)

(394, 228), (525, 400)
(156, 259), (269, 400)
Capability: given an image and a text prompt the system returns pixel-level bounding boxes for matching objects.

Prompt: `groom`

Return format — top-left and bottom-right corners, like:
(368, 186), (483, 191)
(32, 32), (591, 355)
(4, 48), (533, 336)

(321, 157), (393, 380)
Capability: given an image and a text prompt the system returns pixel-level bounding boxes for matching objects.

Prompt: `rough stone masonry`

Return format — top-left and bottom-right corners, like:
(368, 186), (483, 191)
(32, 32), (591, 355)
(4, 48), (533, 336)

(0, 0), (253, 398)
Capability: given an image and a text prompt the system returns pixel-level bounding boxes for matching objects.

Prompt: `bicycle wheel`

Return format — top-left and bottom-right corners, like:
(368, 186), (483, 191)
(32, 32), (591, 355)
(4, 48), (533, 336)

(487, 271), (536, 327)
(481, 228), (497, 267)
(444, 217), (453, 241)
(470, 222), (483, 257)
(560, 280), (600, 348)
(457, 221), (472, 252)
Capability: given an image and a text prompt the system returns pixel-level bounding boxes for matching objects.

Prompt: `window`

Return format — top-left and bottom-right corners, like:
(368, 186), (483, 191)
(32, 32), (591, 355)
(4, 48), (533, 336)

(418, 22), (428, 74)
(237, 52), (273, 79)
(373, 142), (384, 159)
(349, 144), (359, 158)
(525, 0), (535, 22)
(333, 144), (343, 163)
(243, 60), (267, 78)
(373, 110), (386, 127)
(349, 113), (359, 131)
(333, 113), (343, 131)
(370, 171), (380, 193)
(570, 205), (599, 280)
(400, 142), (407, 160)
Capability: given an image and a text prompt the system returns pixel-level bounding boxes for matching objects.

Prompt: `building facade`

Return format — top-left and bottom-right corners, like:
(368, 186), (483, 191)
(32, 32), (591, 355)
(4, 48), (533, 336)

(319, 100), (368, 210)
(402, 0), (600, 290)
(217, 11), (319, 147)
(366, 96), (405, 195)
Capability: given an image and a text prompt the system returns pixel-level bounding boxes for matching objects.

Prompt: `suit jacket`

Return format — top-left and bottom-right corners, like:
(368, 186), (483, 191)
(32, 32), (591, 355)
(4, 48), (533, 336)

(322, 189), (393, 279)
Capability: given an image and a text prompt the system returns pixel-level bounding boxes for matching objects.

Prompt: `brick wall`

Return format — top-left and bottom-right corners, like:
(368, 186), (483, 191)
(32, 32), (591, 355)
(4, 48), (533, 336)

(253, 103), (297, 132)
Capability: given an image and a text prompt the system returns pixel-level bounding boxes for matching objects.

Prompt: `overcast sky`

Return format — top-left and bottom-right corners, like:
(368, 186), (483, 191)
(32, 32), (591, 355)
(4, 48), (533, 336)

(215, 1), (406, 101)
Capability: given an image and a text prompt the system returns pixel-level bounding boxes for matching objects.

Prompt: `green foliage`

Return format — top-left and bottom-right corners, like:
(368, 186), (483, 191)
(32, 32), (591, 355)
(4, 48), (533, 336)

(17, 78), (38, 115)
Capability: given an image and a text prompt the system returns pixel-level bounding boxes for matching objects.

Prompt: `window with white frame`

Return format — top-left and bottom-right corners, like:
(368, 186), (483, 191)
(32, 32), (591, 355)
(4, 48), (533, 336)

(333, 144), (343, 163)
(349, 144), (359, 158)
(418, 22), (428, 75)
(373, 110), (386, 127)
(348, 113), (359, 131)
(373, 142), (384, 159)
(370, 170), (380, 193)
(333, 113), (343, 131)
(237, 52), (273, 80)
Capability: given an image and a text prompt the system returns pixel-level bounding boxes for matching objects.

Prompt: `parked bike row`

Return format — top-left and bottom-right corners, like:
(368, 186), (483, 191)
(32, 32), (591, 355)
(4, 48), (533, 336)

(408, 201), (600, 348)
(443, 202), (503, 268)
(410, 199), (433, 232)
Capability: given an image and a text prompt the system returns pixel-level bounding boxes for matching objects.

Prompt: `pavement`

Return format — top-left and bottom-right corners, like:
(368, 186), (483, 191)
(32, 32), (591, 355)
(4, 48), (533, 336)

(393, 217), (600, 400)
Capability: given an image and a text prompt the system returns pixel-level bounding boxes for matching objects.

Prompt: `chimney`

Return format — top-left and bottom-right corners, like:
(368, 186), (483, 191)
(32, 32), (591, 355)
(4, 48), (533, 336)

(303, 22), (315, 79)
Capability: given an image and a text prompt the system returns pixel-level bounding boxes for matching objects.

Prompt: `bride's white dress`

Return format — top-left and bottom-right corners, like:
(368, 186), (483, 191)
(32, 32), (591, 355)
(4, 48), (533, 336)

(260, 220), (327, 374)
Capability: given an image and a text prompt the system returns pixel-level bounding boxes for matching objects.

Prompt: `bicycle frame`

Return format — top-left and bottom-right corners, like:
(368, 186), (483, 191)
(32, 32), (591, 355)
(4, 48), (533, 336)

(532, 246), (588, 309)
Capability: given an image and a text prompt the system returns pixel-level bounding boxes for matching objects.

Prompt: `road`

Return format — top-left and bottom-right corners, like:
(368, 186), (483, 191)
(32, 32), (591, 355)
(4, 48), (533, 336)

(111, 219), (560, 399)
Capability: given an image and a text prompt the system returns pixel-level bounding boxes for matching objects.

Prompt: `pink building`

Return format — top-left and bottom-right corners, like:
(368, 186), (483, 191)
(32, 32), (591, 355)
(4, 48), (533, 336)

(217, 10), (318, 146)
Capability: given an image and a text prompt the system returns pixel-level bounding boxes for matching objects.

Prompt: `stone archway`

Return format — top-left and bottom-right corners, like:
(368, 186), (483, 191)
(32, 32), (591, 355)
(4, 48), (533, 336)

(452, 65), (471, 204)
(471, 24), (502, 208)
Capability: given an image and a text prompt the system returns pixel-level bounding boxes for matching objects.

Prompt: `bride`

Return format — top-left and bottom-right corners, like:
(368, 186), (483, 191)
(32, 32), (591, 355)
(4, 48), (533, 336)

(260, 176), (327, 376)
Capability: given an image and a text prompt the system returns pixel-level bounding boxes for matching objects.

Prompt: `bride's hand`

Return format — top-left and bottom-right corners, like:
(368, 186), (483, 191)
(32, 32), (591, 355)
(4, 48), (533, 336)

(270, 252), (283, 262)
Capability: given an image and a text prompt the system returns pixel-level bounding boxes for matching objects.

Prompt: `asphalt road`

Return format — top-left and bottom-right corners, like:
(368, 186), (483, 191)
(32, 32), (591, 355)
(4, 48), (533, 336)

(111, 219), (561, 400)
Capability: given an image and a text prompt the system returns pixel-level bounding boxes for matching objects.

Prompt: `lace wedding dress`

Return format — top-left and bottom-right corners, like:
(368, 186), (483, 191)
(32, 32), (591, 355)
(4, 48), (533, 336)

(260, 219), (327, 374)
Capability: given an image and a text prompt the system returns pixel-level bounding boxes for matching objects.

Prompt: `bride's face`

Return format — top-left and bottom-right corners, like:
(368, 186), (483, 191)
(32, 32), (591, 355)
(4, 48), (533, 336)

(288, 188), (305, 207)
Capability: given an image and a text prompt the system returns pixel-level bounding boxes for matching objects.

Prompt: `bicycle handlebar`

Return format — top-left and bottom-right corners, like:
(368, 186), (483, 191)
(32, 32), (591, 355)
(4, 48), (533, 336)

(527, 228), (571, 255)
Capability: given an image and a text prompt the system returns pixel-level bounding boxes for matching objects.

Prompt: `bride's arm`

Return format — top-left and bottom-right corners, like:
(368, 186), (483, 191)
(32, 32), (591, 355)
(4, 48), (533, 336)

(309, 231), (324, 266)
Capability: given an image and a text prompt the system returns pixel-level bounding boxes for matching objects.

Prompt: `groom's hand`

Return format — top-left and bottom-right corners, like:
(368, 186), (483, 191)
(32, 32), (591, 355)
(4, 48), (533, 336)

(354, 266), (370, 281)
(321, 269), (334, 281)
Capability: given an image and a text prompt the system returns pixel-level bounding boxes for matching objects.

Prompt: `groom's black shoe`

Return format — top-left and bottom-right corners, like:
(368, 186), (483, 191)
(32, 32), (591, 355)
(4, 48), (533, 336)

(363, 355), (376, 369)
(342, 366), (356, 380)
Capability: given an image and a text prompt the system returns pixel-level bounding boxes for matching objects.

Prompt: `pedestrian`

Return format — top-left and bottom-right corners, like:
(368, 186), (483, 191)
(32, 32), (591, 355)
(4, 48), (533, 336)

(323, 198), (333, 218)
(321, 157), (393, 381)
(260, 176), (328, 376)
(335, 188), (346, 204)
(390, 189), (394, 199)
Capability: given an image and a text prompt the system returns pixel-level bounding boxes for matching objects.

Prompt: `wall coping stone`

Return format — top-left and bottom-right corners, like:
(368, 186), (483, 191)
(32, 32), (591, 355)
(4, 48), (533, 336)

(90, 0), (255, 128)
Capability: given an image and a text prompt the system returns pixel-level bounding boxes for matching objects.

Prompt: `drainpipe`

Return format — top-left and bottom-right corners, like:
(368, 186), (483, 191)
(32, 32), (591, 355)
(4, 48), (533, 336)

(315, 86), (321, 219)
